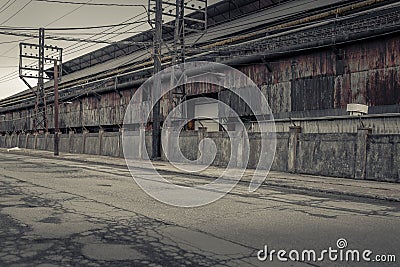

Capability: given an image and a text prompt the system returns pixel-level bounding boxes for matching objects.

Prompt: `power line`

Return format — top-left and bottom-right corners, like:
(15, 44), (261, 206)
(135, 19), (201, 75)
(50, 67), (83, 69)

(49, 21), (150, 31)
(0, 1), (90, 84)
(0, 0), (90, 63)
(44, 30), (147, 36)
(0, 75), (20, 83)
(1, 0), (395, 107)
(0, 0), (93, 85)
(0, 0), (329, 86)
(45, 8), (149, 54)
(0, 1), (12, 12)
(0, 0), (145, 87)
(55, 6), (400, 98)
(0, 30), (151, 46)
(44, 0), (93, 27)
(60, 12), (149, 57)
(0, 0), (33, 25)
(34, 0), (147, 8)
(0, 0), (16, 15)
(0, 37), (33, 45)
(0, 15), (150, 83)
(0, 0), (34, 81)
(0, 20), (149, 31)
(1, 0), (325, 89)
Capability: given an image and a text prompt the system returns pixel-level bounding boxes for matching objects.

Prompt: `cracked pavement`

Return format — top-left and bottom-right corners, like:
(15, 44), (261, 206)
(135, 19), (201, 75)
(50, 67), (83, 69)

(0, 152), (399, 266)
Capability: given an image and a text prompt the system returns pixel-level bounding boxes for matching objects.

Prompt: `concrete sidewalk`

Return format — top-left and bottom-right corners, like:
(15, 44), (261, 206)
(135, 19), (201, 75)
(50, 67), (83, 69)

(1, 148), (400, 202)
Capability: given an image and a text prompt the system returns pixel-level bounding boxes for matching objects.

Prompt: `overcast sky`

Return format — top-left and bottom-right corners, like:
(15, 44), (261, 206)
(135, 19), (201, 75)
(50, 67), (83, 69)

(0, 0), (154, 100)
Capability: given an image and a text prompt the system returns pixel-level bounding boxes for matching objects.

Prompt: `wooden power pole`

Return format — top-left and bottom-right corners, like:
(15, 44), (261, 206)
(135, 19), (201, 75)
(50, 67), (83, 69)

(152, 0), (162, 159)
(53, 62), (59, 156)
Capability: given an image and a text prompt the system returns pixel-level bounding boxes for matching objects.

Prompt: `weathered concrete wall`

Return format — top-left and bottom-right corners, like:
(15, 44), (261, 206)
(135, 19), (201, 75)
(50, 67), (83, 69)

(26, 135), (35, 150)
(6, 135), (11, 148)
(145, 134), (152, 158)
(17, 134), (26, 148)
(274, 115), (400, 134)
(270, 132), (286, 171)
(0, 135), (5, 147)
(102, 132), (121, 157)
(70, 134), (84, 154)
(36, 135), (46, 150)
(123, 131), (142, 159)
(296, 133), (357, 178)
(177, 131), (200, 161)
(85, 133), (100, 155)
(247, 132), (289, 172)
(10, 134), (18, 148)
(46, 135), (54, 152)
(1, 129), (399, 183)
(205, 132), (231, 167)
(366, 135), (400, 182)
(59, 134), (70, 153)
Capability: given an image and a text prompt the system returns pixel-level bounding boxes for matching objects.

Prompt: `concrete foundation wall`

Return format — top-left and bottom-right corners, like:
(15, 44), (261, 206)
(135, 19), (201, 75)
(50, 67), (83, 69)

(10, 135), (18, 147)
(274, 115), (400, 134)
(102, 132), (121, 157)
(246, 132), (289, 171)
(367, 135), (400, 182)
(1, 129), (399, 183)
(5, 134), (11, 148)
(272, 133), (290, 172)
(36, 135), (46, 150)
(85, 133), (99, 155)
(145, 134), (152, 158)
(59, 134), (70, 153)
(70, 134), (84, 154)
(123, 131), (142, 159)
(296, 133), (357, 178)
(0, 135), (5, 147)
(18, 135), (26, 148)
(26, 135), (35, 149)
(206, 132), (231, 167)
(169, 131), (200, 161)
(46, 135), (54, 152)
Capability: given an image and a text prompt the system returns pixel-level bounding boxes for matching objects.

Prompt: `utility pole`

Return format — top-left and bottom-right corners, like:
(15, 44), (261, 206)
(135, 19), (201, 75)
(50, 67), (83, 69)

(148, 0), (208, 158)
(36, 28), (47, 132)
(152, 0), (162, 159)
(172, 0), (185, 65)
(53, 61), (59, 156)
(168, 0), (186, 126)
(19, 29), (63, 134)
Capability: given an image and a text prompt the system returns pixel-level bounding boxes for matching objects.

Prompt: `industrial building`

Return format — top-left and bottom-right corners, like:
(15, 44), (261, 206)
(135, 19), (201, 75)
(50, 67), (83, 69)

(0, 0), (399, 182)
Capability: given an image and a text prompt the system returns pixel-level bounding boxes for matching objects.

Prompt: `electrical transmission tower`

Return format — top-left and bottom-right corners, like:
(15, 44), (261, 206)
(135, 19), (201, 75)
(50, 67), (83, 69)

(19, 28), (63, 133)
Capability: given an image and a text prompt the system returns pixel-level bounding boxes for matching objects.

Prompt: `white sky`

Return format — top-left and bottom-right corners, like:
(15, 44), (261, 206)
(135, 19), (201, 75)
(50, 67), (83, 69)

(0, 0), (152, 100)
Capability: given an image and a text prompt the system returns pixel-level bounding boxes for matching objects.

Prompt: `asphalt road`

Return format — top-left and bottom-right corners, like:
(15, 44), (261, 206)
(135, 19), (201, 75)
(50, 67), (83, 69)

(0, 152), (399, 267)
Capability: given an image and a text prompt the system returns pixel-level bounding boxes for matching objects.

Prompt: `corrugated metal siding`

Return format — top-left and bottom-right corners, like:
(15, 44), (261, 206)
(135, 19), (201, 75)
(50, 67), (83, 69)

(1, 34), (399, 132)
(291, 76), (335, 111)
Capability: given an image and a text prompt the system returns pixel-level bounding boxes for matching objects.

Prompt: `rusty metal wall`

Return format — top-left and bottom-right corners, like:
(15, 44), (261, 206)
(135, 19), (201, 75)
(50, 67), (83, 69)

(1, 34), (399, 133)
